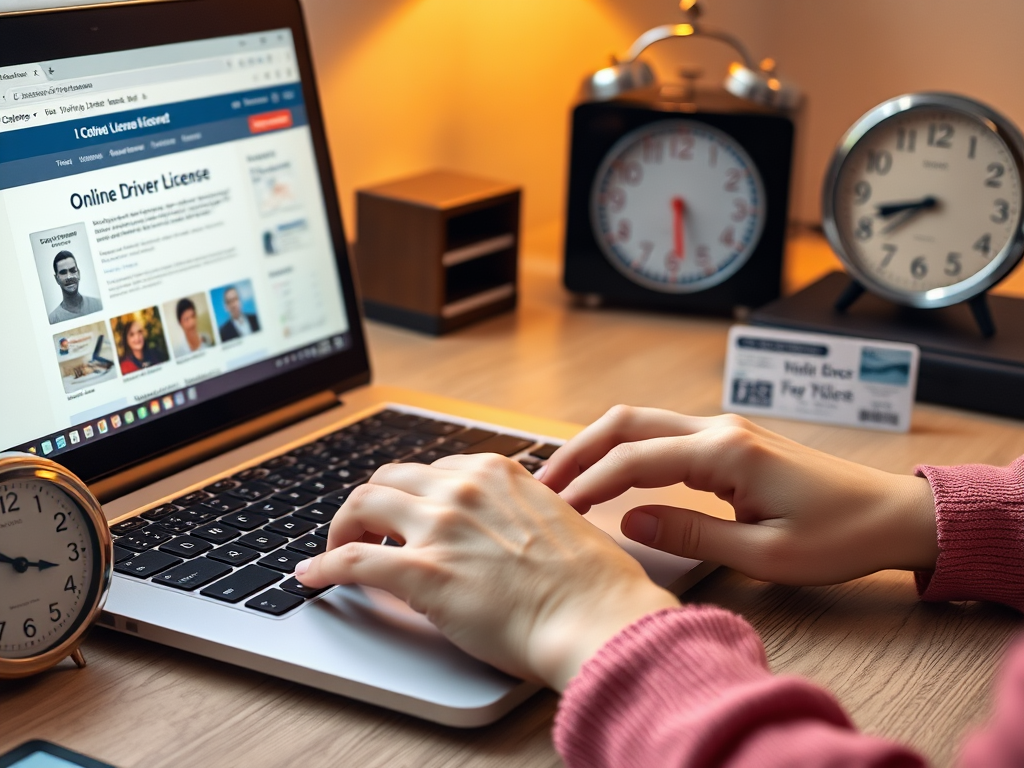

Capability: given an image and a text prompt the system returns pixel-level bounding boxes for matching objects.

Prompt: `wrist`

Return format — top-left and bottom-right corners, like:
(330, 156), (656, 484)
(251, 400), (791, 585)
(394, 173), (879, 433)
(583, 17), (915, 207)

(878, 473), (939, 572)
(529, 579), (680, 692)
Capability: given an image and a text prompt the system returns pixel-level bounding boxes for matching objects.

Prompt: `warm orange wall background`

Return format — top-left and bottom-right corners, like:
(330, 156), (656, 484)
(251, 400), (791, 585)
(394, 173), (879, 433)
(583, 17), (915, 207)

(300, 0), (1024, 240)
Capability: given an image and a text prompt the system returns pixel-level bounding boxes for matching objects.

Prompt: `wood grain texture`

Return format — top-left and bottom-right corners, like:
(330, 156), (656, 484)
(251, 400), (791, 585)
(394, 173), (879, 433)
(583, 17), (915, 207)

(2, 229), (1022, 767)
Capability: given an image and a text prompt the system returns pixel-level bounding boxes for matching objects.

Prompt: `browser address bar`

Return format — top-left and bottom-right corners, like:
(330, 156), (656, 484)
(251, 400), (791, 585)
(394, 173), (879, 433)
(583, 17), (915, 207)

(3, 57), (230, 105)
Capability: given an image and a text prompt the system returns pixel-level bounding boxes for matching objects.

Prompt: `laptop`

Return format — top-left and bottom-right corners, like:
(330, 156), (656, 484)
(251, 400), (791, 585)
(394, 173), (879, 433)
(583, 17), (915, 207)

(0, 0), (719, 726)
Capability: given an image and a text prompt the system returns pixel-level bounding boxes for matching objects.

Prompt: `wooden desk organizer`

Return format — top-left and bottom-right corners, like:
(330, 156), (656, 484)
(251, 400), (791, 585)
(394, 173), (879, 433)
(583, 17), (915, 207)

(355, 170), (521, 334)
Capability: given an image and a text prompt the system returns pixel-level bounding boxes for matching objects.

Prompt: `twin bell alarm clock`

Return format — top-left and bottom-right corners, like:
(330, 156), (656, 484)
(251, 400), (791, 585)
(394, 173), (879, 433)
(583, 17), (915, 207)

(564, 0), (800, 315)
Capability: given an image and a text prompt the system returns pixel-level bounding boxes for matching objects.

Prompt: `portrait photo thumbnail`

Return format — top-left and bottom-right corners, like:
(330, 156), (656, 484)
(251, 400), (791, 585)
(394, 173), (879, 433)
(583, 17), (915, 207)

(163, 292), (217, 360)
(30, 223), (104, 326)
(53, 321), (117, 394)
(111, 306), (171, 376)
(211, 279), (262, 342)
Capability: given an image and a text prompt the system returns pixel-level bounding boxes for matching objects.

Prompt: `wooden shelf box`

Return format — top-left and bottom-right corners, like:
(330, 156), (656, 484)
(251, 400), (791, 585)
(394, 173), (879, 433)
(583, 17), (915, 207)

(355, 170), (522, 334)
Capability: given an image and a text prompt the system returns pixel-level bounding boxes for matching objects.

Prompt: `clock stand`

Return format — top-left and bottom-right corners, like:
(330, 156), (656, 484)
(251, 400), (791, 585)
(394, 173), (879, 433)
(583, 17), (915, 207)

(751, 272), (1024, 419)
(833, 277), (998, 338)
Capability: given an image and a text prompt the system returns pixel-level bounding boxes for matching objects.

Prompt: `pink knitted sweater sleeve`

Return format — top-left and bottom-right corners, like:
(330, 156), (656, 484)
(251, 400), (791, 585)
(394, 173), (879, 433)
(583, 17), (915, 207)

(553, 458), (1024, 768)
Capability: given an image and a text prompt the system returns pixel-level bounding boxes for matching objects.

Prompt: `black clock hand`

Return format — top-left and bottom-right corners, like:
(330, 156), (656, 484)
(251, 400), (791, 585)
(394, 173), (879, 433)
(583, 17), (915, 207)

(875, 196), (938, 218)
(0, 551), (58, 573)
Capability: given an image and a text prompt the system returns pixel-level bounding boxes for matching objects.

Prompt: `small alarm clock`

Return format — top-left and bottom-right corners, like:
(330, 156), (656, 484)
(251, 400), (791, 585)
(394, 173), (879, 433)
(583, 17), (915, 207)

(564, 1), (799, 315)
(0, 453), (112, 678)
(822, 92), (1024, 337)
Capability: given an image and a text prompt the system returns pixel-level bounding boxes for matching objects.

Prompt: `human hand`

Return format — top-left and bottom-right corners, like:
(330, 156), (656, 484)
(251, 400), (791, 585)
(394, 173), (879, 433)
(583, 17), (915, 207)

(294, 454), (679, 691)
(539, 406), (939, 585)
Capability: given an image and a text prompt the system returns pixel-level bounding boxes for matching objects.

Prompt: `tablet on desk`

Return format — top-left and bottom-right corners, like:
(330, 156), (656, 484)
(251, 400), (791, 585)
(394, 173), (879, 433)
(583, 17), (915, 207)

(0, 741), (116, 768)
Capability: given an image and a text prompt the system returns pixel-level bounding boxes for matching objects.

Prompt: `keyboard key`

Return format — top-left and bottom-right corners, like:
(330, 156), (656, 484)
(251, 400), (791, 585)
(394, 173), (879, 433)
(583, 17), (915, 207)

(530, 443), (560, 460)
(191, 524), (241, 544)
(261, 455), (295, 470)
(160, 536), (213, 559)
(263, 471), (301, 490)
(207, 544), (260, 566)
(258, 549), (310, 573)
(109, 518), (148, 536)
(199, 495), (247, 514)
(153, 558), (232, 591)
(204, 478), (240, 494)
(233, 466), (269, 482)
(227, 481), (276, 502)
(274, 488), (318, 507)
(464, 434), (535, 457)
(286, 535), (326, 557)
(298, 477), (344, 496)
(220, 511), (271, 531)
(519, 458), (543, 474)
(113, 544), (134, 563)
(321, 487), (357, 506)
(415, 420), (464, 437)
(154, 517), (199, 535)
(245, 499), (295, 518)
(279, 577), (330, 599)
(348, 453), (392, 470)
(236, 529), (287, 552)
(245, 588), (304, 616)
(140, 504), (180, 522)
(200, 565), (281, 603)
(325, 467), (370, 485)
(263, 516), (316, 538)
(119, 527), (174, 552)
(375, 443), (417, 460)
(444, 428), (496, 449)
(173, 490), (212, 506)
(407, 448), (454, 464)
(115, 550), (182, 578)
(377, 411), (430, 431)
(313, 525), (329, 539)
(293, 503), (339, 525)
(397, 433), (439, 448)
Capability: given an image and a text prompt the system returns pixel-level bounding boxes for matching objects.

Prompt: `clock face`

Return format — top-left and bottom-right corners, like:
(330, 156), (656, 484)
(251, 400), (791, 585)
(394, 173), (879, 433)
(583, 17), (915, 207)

(827, 96), (1024, 306)
(0, 480), (97, 659)
(590, 119), (767, 294)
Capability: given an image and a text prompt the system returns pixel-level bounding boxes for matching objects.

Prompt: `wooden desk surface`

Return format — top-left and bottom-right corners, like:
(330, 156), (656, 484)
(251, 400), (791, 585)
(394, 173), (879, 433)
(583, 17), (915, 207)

(3, 230), (1022, 767)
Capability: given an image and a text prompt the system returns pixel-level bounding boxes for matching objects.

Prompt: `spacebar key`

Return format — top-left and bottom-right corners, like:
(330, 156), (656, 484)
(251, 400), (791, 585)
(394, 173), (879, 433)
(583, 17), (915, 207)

(200, 565), (282, 603)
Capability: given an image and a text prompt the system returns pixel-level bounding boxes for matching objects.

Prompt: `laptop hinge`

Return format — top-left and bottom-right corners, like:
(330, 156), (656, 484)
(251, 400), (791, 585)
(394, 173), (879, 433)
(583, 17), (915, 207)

(90, 390), (341, 503)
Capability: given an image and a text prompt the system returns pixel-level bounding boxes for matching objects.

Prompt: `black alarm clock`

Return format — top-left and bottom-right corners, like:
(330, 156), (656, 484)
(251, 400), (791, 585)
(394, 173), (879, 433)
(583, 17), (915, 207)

(564, 4), (799, 315)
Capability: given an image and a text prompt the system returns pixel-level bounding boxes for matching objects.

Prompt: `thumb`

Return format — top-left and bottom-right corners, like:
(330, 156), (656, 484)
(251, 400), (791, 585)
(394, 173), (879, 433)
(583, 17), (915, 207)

(621, 505), (773, 571)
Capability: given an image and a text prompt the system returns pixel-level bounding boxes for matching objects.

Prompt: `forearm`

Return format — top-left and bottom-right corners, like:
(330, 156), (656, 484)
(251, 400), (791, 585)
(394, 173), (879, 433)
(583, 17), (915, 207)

(554, 606), (924, 768)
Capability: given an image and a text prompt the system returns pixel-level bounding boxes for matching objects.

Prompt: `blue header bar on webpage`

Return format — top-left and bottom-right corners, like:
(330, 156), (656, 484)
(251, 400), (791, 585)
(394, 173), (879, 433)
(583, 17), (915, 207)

(0, 85), (307, 189)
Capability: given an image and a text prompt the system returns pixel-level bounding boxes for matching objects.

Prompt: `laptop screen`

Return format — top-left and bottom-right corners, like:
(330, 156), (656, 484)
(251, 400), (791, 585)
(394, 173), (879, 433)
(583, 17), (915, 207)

(0, 14), (363, 474)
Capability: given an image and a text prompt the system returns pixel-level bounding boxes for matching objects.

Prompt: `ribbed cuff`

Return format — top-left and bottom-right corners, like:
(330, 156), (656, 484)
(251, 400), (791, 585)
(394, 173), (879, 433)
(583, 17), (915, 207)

(914, 459), (1024, 613)
(553, 606), (851, 768)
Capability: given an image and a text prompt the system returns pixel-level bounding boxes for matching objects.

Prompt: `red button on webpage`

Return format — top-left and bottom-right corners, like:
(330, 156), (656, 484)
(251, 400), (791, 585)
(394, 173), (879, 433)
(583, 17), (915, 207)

(248, 109), (293, 134)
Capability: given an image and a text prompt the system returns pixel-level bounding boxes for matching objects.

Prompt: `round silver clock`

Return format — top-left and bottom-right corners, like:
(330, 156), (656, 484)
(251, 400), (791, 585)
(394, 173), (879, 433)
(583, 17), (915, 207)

(822, 92), (1024, 314)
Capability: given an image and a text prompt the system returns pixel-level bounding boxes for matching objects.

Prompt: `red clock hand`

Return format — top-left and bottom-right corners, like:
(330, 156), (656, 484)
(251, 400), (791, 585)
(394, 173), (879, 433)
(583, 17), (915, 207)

(672, 196), (686, 259)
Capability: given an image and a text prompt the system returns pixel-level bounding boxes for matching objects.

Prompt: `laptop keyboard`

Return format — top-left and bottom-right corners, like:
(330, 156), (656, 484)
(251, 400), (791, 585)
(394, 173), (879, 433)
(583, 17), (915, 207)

(108, 409), (558, 617)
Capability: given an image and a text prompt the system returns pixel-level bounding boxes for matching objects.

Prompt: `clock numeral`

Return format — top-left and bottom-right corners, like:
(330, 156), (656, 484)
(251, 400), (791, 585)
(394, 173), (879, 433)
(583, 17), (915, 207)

(65, 575), (78, 594)
(54, 511), (67, 532)
(945, 252), (963, 277)
(670, 133), (694, 160)
(23, 618), (36, 638)
(616, 219), (631, 243)
(866, 150), (892, 175)
(911, 256), (928, 279)
(927, 122), (954, 148)
(642, 137), (663, 164)
(855, 217), (873, 241)
(880, 243), (897, 268)
(68, 542), (80, 561)
(696, 245), (711, 263)
(991, 199), (1010, 224)
(969, 136), (977, 160)
(896, 128), (917, 152)
(974, 233), (992, 257)
(603, 188), (626, 213)
(986, 163), (1004, 188)
(731, 199), (749, 222)
(724, 168), (742, 192)
(614, 160), (643, 186)
(854, 181), (871, 204)
(49, 603), (61, 623)
(0, 621), (4, 641)
(720, 227), (735, 247)
(0, 491), (20, 515)
(34, 495), (42, 514)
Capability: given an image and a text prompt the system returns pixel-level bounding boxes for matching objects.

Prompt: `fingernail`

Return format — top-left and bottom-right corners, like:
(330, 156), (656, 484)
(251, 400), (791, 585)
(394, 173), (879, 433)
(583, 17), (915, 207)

(623, 511), (659, 544)
(294, 559), (311, 577)
(534, 465), (548, 481)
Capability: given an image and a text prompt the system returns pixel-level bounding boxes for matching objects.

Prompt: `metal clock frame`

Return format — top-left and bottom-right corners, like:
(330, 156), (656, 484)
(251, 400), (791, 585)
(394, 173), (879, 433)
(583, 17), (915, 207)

(590, 118), (768, 295)
(0, 453), (112, 679)
(821, 92), (1024, 309)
